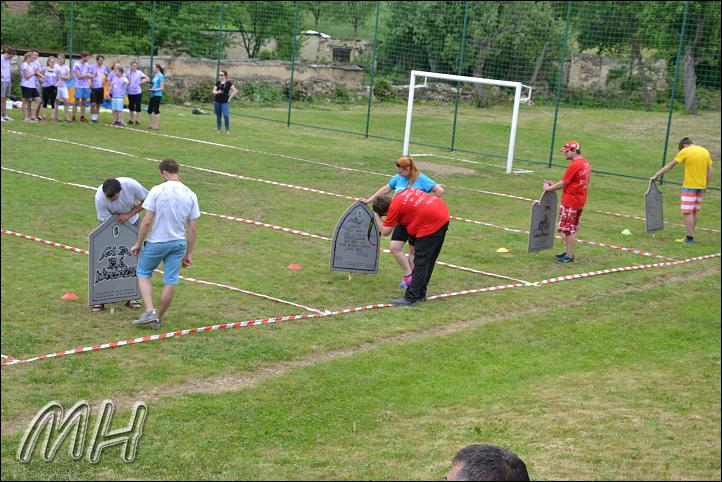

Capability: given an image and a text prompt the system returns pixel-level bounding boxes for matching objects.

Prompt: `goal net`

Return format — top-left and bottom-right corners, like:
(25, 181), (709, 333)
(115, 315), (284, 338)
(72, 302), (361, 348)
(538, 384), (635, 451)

(402, 70), (532, 174)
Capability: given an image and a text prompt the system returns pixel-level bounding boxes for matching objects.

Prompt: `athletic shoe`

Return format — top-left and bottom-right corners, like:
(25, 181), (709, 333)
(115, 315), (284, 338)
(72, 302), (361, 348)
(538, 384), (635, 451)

(80, 117), (88, 124)
(1, 117), (7, 122)
(555, 251), (567, 260)
(132, 309), (159, 326)
(135, 121), (139, 125)
(226, 130), (230, 135)
(391, 297), (419, 306)
(683, 238), (697, 246)
(91, 119), (98, 123)
(556, 254), (575, 264)
(147, 320), (162, 329)
(399, 275), (412, 287)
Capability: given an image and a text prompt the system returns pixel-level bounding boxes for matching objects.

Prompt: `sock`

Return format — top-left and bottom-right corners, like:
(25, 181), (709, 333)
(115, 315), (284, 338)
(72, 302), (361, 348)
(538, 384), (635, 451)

(91, 114), (97, 121)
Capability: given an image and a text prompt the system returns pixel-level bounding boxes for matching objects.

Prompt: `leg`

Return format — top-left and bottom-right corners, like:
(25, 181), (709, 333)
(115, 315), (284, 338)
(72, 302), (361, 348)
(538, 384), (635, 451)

(223, 102), (230, 131)
(684, 213), (695, 238)
(156, 285), (176, 320)
(138, 277), (154, 312)
(407, 243), (416, 273)
(389, 240), (412, 276)
(214, 101), (222, 131)
(1, 95), (6, 118)
(22, 97), (29, 120)
(404, 225), (447, 302)
(566, 234), (576, 257)
(32, 97), (41, 118)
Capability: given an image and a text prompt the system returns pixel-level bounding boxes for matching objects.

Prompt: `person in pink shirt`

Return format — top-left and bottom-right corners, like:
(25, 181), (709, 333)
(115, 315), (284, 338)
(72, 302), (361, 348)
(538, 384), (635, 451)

(20, 51), (42, 122)
(89, 54), (109, 123)
(124, 61), (149, 125)
(55, 53), (71, 122)
(109, 65), (129, 127)
(1, 48), (15, 122)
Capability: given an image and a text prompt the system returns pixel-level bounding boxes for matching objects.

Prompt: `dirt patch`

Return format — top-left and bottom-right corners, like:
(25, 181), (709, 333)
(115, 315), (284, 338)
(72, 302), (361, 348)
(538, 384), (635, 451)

(2, 265), (719, 435)
(415, 160), (475, 177)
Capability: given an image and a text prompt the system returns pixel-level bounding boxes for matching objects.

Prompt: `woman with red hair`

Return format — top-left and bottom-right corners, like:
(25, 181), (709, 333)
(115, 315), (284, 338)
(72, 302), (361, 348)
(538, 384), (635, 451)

(361, 156), (444, 287)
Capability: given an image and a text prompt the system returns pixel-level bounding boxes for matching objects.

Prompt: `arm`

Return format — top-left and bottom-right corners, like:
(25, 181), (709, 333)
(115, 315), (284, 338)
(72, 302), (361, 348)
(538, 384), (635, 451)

(652, 160), (678, 180)
(430, 184), (444, 197)
(130, 211), (154, 256)
(183, 219), (197, 267)
(140, 72), (150, 84)
(373, 212), (394, 237)
(360, 184), (393, 204)
(212, 84), (219, 95)
(116, 202), (144, 224)
(543, 180), (566, 192)
(22, 67), (33, 81)
(228, 84), (238, 101)
(707, 164), (713, 189)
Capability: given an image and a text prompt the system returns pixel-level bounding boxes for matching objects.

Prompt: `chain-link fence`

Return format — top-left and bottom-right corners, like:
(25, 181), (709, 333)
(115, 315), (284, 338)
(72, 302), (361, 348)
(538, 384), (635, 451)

(2, 1), (719, 187)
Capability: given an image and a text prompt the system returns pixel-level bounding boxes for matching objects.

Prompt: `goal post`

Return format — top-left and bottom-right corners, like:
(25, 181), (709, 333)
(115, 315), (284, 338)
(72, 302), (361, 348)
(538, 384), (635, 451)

(402, 70), (532, 174)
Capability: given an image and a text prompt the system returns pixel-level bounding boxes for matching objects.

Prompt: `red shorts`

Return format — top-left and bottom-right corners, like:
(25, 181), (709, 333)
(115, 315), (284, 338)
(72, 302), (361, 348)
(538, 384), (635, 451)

(680, 188), (704, 215)
(558, 205), (583, 236)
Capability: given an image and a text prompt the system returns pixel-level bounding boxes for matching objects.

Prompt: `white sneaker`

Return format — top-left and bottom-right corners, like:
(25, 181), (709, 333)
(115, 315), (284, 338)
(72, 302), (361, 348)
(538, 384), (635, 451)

(132, 309), (159, 326)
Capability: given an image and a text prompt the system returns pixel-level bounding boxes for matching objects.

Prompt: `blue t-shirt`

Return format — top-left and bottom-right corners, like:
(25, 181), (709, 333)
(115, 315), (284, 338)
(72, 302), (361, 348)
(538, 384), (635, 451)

(151, 73), (165, 97)
(388, 173), (437, 194)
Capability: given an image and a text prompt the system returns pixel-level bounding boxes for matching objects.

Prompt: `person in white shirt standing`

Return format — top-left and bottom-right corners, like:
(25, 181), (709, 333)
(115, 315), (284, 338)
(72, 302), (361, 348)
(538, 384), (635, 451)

(93, 177), (149, 312)
(1, 48), (15, 122)
(130, 159), (200, 328)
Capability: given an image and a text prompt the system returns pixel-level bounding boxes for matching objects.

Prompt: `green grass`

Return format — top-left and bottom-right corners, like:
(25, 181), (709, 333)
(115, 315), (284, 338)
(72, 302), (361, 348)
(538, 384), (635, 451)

(1, 101), (720, 480)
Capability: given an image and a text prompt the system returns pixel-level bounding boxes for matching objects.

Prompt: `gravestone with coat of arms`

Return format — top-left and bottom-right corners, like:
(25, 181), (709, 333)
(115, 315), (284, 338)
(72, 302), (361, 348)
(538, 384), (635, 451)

(528, 190), (558, 253)
(645, 179), (664, 233)
(88, 216), (140, 306)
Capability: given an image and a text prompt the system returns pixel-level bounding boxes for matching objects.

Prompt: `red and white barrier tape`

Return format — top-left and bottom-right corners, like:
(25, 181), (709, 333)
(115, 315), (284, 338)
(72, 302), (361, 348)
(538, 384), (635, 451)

(3, 167), (528, 283)
(2, 130), (709, 258)
(1, 354), (18, 361)
(3, 250), (718, 366)
(1, 228), (323, 314)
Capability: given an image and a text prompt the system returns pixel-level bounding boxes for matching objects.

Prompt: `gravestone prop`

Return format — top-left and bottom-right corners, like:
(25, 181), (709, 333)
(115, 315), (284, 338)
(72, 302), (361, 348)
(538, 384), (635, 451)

(528, 190), (558, 253)
(89, 216), (140, 306)
(645, 179), (664, 233)
(330, 201), (380, 273)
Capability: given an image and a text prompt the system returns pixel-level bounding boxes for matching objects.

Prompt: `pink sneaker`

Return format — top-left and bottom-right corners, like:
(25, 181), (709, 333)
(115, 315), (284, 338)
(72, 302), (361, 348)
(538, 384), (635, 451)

(399, 275), (412, 287)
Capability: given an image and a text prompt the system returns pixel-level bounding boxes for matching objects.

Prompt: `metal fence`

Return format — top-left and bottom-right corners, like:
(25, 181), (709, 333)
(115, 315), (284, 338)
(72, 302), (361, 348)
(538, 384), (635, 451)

(2, 1), (720, 187)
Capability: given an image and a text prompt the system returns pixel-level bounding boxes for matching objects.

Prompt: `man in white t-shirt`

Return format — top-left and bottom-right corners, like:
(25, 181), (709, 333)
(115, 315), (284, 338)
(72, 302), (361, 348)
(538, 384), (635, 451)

(92, 177), (149, 312)
(130, 158), (200, 328)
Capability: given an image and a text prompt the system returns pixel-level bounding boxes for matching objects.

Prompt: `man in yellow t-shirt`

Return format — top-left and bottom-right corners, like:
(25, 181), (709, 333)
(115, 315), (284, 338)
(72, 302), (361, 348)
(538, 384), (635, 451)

(652, 137), (714, 245)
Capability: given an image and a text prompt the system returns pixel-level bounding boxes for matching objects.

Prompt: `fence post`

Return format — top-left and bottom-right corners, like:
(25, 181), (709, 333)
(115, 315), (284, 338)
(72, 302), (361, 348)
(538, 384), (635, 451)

(68, 1), (75, 69)
(215, 1), (225, 80)
(287, 1), (300, 127)
(364, 1), (382, 138)
(450, 1), (470, 152)
(660, 1), (690, 185)
(548, 1), (572, 168)
(149, 1), (156, 73)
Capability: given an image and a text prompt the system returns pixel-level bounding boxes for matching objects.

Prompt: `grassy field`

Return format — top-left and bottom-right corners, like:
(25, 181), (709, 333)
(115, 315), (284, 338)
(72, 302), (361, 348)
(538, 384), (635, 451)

(1, 101), (720, 480)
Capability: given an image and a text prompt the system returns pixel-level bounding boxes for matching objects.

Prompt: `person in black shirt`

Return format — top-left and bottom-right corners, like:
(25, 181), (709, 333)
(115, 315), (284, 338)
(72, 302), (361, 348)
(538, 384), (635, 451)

(212, 70), (237, 135)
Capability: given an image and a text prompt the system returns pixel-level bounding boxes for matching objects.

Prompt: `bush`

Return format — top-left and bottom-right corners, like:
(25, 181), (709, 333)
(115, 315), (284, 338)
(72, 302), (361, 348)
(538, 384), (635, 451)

(240, 81), (285, 103)
(186, 80), (215, 103)
(372, 78), (395, 101)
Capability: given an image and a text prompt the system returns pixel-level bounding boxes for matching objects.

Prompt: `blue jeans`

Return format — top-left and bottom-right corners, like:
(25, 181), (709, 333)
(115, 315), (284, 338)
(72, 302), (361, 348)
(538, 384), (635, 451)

(214, 101), (230, 131)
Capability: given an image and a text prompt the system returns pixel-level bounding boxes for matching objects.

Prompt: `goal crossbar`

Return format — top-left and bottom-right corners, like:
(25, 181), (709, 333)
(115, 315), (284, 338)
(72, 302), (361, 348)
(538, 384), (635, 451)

(402, 70), (532, 174)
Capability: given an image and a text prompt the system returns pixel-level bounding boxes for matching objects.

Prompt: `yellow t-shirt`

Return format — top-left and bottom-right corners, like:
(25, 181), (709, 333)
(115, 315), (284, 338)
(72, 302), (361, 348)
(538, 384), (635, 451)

(674, 145), (712, 189)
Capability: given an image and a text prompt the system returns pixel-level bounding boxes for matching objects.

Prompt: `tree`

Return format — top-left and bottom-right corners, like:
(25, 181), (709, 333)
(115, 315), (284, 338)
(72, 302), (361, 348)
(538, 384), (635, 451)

(333, 1), (375, 35)
(640, 1), (721, 114)
(226, 1), (295, 59)
(573, 2), (656, 110)
(302, 1), (325, 27)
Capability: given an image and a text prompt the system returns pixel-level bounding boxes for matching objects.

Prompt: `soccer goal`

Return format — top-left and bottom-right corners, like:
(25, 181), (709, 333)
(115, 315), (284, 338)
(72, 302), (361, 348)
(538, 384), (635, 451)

(402, 70), (533, 174)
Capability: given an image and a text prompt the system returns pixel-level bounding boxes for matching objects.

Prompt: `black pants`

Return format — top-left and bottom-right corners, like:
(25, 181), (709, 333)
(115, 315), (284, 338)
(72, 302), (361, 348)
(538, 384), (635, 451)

(42, 86), (57, 108)
(405, 222), (449, 302)
(128, 93), (142, 112)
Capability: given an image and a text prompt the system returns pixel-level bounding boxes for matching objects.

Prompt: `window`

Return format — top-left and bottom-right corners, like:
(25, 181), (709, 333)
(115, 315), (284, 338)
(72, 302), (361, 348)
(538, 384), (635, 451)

(332, 47), (351, 64)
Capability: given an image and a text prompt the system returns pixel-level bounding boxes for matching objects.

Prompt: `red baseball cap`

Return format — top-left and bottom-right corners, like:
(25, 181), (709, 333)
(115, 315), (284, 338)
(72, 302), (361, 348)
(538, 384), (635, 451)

(560, 141), (580, 152)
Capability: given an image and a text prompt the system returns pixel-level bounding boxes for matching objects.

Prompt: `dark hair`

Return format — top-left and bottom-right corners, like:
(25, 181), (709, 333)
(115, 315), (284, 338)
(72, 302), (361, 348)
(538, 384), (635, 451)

(131, 61), (138, 66)
(96, 54), (104, 61)
(116, 66), (124, 74)
(81, 51), (90, 58)
(372, 196), (392, 216)
(102, 178), (122, 198)
(452, 445), (529, 481)
(155, 64), (164, 74)
(678, 137), (693, 151)
(159, 158), (179, 174)
(4, 48), (15, 55)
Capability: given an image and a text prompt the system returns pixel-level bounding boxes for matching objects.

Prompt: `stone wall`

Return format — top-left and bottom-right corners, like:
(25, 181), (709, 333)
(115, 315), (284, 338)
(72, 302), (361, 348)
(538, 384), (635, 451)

(567, 54), (668, 94)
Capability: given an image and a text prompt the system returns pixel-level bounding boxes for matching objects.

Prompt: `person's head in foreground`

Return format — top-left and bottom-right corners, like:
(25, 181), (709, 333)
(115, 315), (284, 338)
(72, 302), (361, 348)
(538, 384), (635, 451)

(446, 444), (530, 481)
(559, 140), (581, 161)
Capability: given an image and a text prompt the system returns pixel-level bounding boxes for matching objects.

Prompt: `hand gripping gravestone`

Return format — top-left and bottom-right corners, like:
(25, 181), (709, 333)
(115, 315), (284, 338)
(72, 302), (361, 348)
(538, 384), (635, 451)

(528, 190), (558, 253)
(330, 201), (380, 273)
(645, 179), (664, 233)
(88, 216), (140, 306)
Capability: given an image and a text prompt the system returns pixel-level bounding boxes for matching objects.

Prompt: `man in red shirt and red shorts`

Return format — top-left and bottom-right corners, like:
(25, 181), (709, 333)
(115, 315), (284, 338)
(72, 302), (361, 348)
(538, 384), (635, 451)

(543, 141), (591, 264)
(372, 189), (450, 305)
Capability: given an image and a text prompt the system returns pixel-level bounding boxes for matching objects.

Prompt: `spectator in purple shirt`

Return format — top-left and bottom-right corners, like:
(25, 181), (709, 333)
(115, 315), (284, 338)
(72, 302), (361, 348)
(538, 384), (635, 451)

(124, 61), (149, 126)
(21, 51), (43, 122)
(109, 65), (129, 127)
(72, 51), (93, 123)
(1, 48), (14, 122)
(89, 54), (108, 123)
(55, 53), (71, 122)
(40, 56), (59, 123)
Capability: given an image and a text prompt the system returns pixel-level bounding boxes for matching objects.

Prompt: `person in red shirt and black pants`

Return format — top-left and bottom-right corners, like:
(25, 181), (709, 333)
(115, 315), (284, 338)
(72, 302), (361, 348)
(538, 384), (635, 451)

(543, 141), (591, 264)
(372, 189), (450, 305)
